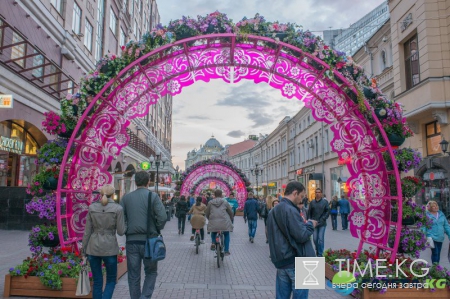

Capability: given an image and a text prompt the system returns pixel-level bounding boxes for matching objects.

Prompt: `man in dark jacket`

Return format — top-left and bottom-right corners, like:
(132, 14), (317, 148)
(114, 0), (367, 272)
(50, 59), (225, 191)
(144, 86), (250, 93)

(307, 188), (330, 257)
(121, 171), (167, 299)
(338, 195), (351, 230)
(267, 181), (317, 299)
(243, 192), (259, 243)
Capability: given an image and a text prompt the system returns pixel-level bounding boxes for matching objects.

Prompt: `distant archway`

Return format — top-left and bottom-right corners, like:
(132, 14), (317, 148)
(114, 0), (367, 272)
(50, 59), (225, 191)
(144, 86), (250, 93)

(57, 31), (404, 261)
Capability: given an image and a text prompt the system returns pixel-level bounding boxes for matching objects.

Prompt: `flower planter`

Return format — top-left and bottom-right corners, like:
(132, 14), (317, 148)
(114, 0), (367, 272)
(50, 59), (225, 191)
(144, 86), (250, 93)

(3, 262), (127, 298)
(363, 87), (377, 99)
(58, 130), (74, 139)
(390, 214), (416, 226)
(387, 134), (406, 147)
(3, 274), (92, 298)
(43, 178), (67, 190)
(235, 210), (244, 216)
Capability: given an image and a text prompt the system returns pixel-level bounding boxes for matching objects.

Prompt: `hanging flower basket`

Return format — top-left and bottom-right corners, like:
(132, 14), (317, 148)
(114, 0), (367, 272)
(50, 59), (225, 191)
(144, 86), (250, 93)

(43, 177), (67, 190)
(57, 129), (74, 139)
(387, 133), (405, 146)
(363, 86), (377, 99)
(374, 108), (387, 120)
(41, 235), (60, 247)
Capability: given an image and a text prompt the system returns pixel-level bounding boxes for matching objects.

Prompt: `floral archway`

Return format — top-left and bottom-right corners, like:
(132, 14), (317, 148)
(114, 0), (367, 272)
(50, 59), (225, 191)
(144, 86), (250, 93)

(39, 12), (421, 262)
(176, 159), (251, 208)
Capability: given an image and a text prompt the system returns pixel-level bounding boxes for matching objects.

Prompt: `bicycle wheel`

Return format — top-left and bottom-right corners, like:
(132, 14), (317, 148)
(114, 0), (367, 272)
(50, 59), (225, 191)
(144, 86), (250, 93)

(195, 233), (200, 254)
(220, 233), (225, 261)
(216, 242), (221, 268)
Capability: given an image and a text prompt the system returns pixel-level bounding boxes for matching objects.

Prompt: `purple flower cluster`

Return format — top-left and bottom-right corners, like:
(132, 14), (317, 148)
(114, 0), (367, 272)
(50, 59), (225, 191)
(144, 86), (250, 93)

(389, 227), (427, 258)
(25, 194), (57, 220)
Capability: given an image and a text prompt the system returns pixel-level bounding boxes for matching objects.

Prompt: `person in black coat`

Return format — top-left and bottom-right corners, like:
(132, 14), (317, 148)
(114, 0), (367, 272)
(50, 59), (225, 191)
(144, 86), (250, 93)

(267, 181), (317, 299)
(176, 196), (189, 234)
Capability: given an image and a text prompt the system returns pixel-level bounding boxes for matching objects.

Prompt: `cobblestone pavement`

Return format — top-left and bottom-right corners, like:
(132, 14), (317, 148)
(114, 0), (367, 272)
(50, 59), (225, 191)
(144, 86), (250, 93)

(1, 216), (449, 299)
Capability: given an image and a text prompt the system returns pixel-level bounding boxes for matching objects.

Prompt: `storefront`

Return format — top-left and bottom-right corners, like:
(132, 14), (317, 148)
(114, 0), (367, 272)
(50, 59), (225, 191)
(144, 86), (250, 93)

(330, 166), (345, 198)
(420, 168), (449, 215)
(268, 182), (277, 196)
(297, 166), (322, 202)
(0, 120), (44, 187)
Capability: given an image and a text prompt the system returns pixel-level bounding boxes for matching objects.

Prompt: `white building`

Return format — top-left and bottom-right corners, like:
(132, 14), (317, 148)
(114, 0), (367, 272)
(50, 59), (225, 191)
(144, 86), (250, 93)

(185, 135), (224, 168)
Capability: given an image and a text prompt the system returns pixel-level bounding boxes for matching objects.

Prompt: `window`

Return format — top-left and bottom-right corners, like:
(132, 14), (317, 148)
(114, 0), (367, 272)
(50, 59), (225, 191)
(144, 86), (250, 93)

(67, 81), (74, 94)
(51, 0), (64, 15)
(404, 34), (420, 90)
(72, 2), (82, 34)
(32, 50), (44, 78)
(425, 121), (441, 156)
(49, 65), (58, 90)
(110, 7), (117, 35)
(123, 0), (128, 13)
(130, 0), (134, 16)
(307, 116), (310, 126)
(95, 0), (105, 60)
(84, 19), (93, 52)
(315, 136), (318, 157)
(324, 129), (329, 153)
(0, 19), (3, 50)
(120, 27), (126, 48)
(11, 32), (26, 68)
(381, 50), (387, 70)
(134, 19), (138, 37)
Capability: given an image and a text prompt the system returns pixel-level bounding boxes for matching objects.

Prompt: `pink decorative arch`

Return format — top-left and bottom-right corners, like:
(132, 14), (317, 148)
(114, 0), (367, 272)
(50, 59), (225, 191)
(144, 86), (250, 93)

(180, 162), (248, 208)
(57, 34), (403, 262)
(194, 179), (231, 198)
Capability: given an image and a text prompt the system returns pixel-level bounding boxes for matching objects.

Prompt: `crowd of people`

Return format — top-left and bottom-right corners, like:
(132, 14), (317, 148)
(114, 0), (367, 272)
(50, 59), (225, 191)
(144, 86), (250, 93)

(80, 172), (450, 299)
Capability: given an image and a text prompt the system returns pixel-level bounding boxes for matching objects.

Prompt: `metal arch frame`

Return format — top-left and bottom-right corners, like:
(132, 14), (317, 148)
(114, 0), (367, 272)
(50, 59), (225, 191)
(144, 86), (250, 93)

(56, 33), (403, 262)
(190, 176), (233, 194)
(193, 179), (232, 198)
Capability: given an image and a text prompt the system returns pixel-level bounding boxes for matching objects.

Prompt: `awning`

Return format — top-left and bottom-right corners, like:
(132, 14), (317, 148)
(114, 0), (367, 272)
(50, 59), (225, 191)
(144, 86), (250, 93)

(337, 177), (348, 183)
(308, 173), (323, 180)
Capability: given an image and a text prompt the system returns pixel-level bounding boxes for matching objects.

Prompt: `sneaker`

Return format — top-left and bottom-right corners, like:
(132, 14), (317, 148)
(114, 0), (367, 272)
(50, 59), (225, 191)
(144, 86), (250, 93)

(200, 240), (205, 244)
(178, 229), (181, 235)
(224, 251), (230, 256)
(249, 237), (252, 242)
(210, 244), (216, 251)
(251, 238), (254, 243)
(190, 236), (195, 241)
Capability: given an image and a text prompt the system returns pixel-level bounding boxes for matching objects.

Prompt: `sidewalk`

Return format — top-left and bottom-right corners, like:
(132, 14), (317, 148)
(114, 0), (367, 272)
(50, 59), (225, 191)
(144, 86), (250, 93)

(1, 216), (448, 298)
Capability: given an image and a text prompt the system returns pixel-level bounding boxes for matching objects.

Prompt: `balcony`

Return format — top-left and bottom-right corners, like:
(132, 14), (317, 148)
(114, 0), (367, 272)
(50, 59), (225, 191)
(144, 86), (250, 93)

(375, 66), (393, 90)
(0, 17), (78, 100)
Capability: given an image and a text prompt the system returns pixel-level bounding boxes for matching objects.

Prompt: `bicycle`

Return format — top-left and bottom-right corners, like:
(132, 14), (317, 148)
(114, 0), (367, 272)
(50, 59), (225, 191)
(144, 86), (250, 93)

(194, 229), (201, 254)
(214, 231), (225, 268)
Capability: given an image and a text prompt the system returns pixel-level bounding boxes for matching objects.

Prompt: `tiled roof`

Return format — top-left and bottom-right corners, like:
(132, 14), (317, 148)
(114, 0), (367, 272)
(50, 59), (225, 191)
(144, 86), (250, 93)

(227, 140), (257, 157)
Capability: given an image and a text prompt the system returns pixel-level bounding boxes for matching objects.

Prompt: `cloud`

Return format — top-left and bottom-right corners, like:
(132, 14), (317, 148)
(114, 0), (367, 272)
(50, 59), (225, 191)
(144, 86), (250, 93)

(227, 130), (246, 138)
(187, 115), (211, 120)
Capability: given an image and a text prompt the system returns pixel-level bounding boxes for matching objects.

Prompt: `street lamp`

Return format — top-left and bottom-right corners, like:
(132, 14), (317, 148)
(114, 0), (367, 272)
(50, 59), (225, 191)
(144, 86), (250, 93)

(149, 149), (167, 194)
(250, 160), (263, 197)
(174, 165), (181, 181)
(439, 138), (449, 155)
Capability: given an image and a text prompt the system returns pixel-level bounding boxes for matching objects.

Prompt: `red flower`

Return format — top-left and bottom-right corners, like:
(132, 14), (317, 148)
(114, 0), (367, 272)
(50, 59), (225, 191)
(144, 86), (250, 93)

(336, 61), (346, 69)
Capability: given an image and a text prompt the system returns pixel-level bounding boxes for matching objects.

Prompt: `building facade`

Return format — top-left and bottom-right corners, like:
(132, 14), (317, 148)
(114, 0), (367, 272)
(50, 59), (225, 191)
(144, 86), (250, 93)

(0, 0), (169, 229)
(332, 1), (389, 56)
(388, 0), (450, 214)
(185, 135), (224, 169)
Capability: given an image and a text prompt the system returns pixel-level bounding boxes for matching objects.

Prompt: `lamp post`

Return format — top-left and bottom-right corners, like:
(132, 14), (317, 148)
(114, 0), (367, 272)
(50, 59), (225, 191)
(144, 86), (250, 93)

(250, 161), (263, 198)
(149, 149), (167, 194)
(439, 138), (449, 155)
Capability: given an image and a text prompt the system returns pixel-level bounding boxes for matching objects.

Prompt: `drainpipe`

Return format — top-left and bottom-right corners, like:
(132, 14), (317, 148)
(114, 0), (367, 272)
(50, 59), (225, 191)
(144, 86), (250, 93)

(321, 122), (325, 195)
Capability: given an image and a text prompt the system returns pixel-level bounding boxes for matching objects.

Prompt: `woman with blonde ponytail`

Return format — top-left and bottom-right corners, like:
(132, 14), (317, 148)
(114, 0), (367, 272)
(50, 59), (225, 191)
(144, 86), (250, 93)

(82, 184), (126, 299)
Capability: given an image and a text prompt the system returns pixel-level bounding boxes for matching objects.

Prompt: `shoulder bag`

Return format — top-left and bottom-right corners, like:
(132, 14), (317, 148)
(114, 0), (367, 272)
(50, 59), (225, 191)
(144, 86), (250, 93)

(144, 191), (166, 261)
(75, 258), (91, 296)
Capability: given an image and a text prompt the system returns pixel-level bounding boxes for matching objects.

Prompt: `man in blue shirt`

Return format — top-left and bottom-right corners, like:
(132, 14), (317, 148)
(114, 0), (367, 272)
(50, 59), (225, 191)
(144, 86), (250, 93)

(244, 192), (259, 243)
(338, 195), (350, 230)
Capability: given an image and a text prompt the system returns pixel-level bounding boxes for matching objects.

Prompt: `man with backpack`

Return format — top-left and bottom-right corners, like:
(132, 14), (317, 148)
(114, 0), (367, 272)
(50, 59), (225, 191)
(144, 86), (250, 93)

(243, 192), (259, 243)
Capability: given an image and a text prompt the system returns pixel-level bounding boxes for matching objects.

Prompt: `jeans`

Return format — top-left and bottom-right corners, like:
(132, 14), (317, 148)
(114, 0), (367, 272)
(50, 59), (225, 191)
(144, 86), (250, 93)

(248, 219), (257, 238)
(178, 215), (186, 234)
(276, 268), (309, 299)
(313, 225), (326, 257)
(87, 255), (117, 299)
(191, 228), (205, 240)
(431, 241), (443, 264)
(127, 243), (158, 299)
(211, 231), (230, 252)
(330, 214), (337, 230)
(341, 214), (348, 230)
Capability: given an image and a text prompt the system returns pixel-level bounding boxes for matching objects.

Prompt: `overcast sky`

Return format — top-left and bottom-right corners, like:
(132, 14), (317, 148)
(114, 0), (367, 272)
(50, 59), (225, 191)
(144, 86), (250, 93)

(157, 0), (386, 169)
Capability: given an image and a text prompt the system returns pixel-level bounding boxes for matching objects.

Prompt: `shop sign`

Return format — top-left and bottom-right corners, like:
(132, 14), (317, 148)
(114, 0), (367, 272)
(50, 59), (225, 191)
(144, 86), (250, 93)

(268, 182), (277, 188)
(0, 95), (13, 108)
(0, 136), (23, 154)
(423, 171), (445, 181)
(304, 166), (315, 173)
(338, 157), (352, 165)
(140, 161), (150, 170)
(296, 169), (303, 175)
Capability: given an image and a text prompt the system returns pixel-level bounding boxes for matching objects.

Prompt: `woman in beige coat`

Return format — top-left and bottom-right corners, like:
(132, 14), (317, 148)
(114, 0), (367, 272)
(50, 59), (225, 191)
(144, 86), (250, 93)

(82, 184), (126, 299)
(188, 197), (207, 243)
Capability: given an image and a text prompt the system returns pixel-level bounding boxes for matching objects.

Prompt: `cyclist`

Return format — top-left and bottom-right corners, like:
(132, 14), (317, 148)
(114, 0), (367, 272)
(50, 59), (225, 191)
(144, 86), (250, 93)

(188, 196), (207, 243)
(205, 189), (234, 256)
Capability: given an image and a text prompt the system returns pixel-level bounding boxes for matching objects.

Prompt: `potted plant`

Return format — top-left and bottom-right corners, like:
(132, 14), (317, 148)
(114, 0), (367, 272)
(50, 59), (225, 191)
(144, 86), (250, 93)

(28, 224), (61, 255)
(388, 227), (427, 258)
(383, 148), (422, 173)
(42, 111), (68, 137)
(37, 139), (73, 166)
(25, 193), (57, 221)
(167, 17), (199, 42)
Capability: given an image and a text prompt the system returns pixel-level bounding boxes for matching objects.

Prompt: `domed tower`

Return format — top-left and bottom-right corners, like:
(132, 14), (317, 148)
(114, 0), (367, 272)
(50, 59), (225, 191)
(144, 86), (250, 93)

(204, 135), (223, 152)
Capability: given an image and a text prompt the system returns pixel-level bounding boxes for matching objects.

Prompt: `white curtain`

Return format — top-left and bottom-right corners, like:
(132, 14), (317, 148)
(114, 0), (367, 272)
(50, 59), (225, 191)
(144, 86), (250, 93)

(129, 174), (137, 192)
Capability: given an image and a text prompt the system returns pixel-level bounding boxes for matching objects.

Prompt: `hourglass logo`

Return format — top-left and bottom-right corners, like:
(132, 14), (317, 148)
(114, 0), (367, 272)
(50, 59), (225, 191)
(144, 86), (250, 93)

(295, 257), (325, 289)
